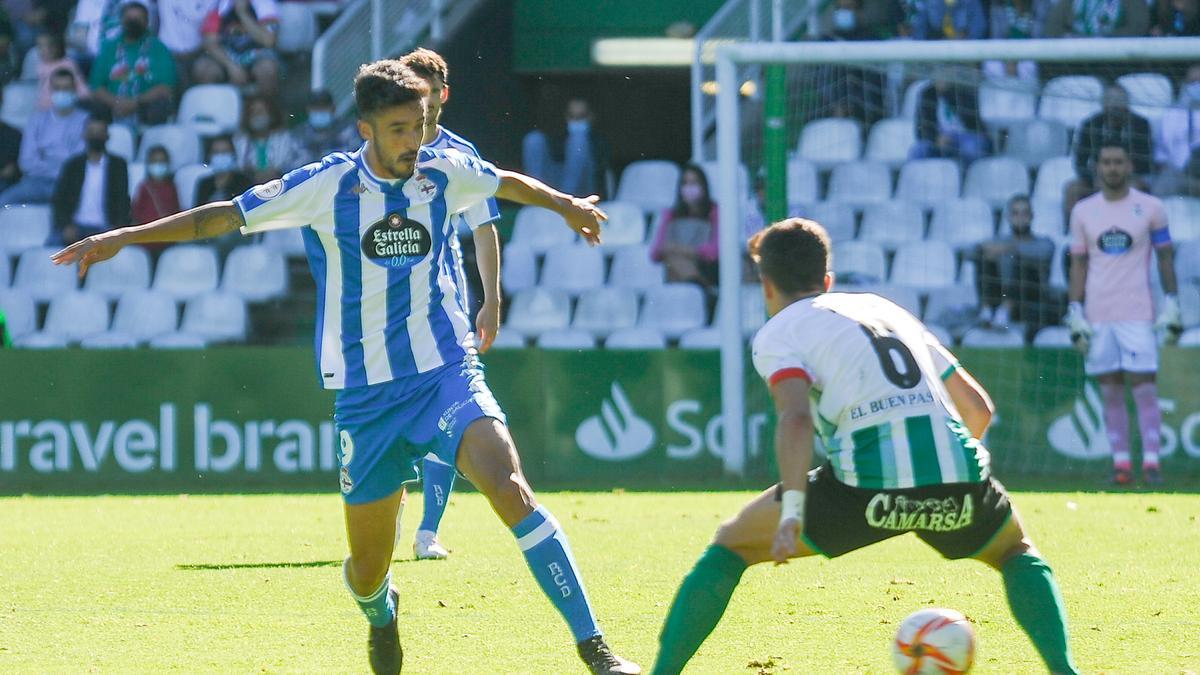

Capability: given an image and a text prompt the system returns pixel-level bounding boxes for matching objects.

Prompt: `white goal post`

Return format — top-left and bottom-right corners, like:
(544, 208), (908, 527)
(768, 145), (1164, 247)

(713, 37), (1200, 476)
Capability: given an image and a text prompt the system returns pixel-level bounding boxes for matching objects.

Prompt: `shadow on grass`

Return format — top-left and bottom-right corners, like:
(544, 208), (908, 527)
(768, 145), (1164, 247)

(176, 557), (429, 571)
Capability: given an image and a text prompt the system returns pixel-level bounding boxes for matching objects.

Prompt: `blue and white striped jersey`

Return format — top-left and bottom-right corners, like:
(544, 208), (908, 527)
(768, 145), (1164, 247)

(428, 125), (500, 233)
(234, 145), (500, 390)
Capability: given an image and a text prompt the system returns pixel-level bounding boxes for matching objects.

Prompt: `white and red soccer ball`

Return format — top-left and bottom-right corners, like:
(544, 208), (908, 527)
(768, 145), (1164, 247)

(891, 608), (976, 674)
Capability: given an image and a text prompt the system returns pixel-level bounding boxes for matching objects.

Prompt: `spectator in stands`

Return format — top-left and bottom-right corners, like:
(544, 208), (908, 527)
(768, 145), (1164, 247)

(34, 31), (88, 110)
(1064, 84), (1153, 218)
(1153, 64), (1200, 196)
(984, 0), (1051, 82)
(233, 95), (296, 184)
(910, 0), (987, 39)
(0, 86), (20, 193)
(1152, 0), (1200, 35)
(910, 66), (990, 164)
(68, 0), (125, 67)
(156, 0), (217, 78)
(195, 133), (250, 204)
(824, 0), (905, 40)
(1044, 0), (1150, 36)
(649, 163), (719, 293)
(88, 0), (176, 127)
(9, 0), (71, 60)
(522, 98), (611, 199)
(131, 144), (179, 225)
(291, 89), (358, 162)
(193, 0), (280, 97)
(0, 68), (86, 205)
(972, 194), (1060, 343)
(50, 113), (129, 245)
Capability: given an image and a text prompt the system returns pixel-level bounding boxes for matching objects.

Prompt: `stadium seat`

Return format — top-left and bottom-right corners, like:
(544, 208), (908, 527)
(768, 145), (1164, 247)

(152, 245), (219, 300)
(859, 201), (925, 251)
(572, 287), (639, 337)
(639, 283), (707, 338)
(14, 247), (77, 301)
(928, 198), (995, 249)
(978, 78), (1038, 128)
(964, 157), (1031, 208)
(1032, 157), (1076, 204)
(112, 290), (178, 342)
(1049, 241), (1070, 289)
(0, 81), (37, 129)
(1038, 76), (1103, 130)
(540, 243), (605, 294)
(83, 246), (151, 300)
(262, 227), (308, 258)
(961, 326), (1024, 348)
(276, 2), (319, 53)
(505, 288), (571, 336)
(608, 244), (665, 290)
(826, 161), (892, 207)
(488, 330), (526, 349)
(19, 46), (40, 81)
(786, 158), (819, 205)
(1117, 73), (1174, 124)
(615, 160), (681, 213)
(0, 252), (9, 288)
(924, 285), (979, 324)
(181, 292), (248, 342)
(678, 327), (721, 349)
(596, 201), (646, 249)
(605, 327), (666, 350)
(511, 206), (576, 254)
(149, 332), (208, 349)
(1033, 326), (1074, 348)
(712, 284), (768, 336)
(177, 85), (242, 137)
(42, 290), (110, 342)
(501, 242), (537, 294)
(900, 79), (931, 120)
(106, 124), (136, 161)
(832, 241), (886, 284)
(138, 124), (203, 169)
(1176, 241), (1200, 285)
(1030, 198), (1066, 241)
(81, 332), (139, 349)
(1179, 283), (1200, 328)
(1163, 197), (1200, 243)
(1004, 119), (1070, 169)
(0, 204), (53, 257)
(866, 118), (916, 167)
(537, 328), (597, 350)
(926, 323), (954, 346)
(797, 118), (862, 168)
(127, 162), (145, 198)
(793, 202), (855, 242)
(843, 284), (922, 318)
(890, 241), (957, 289)
(699, 161), (751, 201)
(15, 332), (68, 348)
(0, 289), (37, 338)
(895, 159), (961, 207)
(220, 245), (287, 302)
(175, 164), (214, 210)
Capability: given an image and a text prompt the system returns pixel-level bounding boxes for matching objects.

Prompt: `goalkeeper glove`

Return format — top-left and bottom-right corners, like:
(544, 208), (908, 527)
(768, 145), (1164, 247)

(1156, 294), (1184, 345)
(1065, 302), (1092, 352)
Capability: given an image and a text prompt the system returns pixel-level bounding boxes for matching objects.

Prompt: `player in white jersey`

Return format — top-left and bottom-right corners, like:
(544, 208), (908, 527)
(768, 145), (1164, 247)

(653, 219), (1078, 675)
(52, 61), (639, 675)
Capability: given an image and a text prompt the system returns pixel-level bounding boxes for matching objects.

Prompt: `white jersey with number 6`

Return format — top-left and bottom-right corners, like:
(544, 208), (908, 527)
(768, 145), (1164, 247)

(751, 292), (990, 490)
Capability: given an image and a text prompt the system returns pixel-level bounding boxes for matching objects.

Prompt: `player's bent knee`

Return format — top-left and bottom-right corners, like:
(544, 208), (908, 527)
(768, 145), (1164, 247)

(346, 553), (390, 594)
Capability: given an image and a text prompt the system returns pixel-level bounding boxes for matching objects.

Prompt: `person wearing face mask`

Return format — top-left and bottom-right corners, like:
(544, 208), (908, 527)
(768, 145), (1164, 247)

(0, 68), (87, 206)
(291, 89), (360, 161)
(1153, 64), (1200, 196)
(649, 163), (721, 293)
(195, 134), (251, 206)
(1064, 84), (1153, 221)
(131, 145), (181, 227)
(34, 31), (89, 110)
(234, 95), (299, 185)
(88, 0), (176, 127)
(50, 114), (130, 245)
(521, 98), (611, 199)
(970, 194), (1059, 342)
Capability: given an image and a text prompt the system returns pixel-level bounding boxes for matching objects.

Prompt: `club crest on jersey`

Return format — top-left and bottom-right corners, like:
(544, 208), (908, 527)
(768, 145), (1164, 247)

(1133, 204), (1144, 216)
(361, 211), (432, 269)
(1098, 227), (1133, 255)
(252, 179), (284, 200)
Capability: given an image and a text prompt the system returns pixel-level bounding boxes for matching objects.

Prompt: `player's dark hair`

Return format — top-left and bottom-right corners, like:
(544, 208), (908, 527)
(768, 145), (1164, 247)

(354, 60), (431, 119)
(748, 218), (831, 295)
(397, 48), (449, 86)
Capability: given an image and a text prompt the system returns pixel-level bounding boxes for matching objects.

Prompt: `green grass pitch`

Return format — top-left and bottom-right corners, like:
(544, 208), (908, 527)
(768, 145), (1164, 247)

(2, 491), (1198, 673)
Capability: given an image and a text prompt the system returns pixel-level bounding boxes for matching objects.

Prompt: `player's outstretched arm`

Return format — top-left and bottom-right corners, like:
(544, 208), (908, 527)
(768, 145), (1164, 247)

(769, 377), (814, 563)
(51, 202), (245, 277)
(472, 223), (501, 353)
(944, 368), (995, 440)
(493, 169), (606, 245)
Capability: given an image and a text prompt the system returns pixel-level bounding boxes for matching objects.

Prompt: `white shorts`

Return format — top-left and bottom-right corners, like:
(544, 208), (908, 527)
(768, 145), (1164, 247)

(1085, 321), (1158, 376)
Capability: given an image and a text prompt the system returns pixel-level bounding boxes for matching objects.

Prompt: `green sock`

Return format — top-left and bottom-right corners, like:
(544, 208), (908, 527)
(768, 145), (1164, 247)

(652, 545), (747, 675)
(1002, 553), (1079, 675)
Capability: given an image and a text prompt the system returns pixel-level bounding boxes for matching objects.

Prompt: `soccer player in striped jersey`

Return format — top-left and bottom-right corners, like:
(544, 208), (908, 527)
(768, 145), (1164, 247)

(52, 61), (639, 675)
(653, 219), (1078, 675)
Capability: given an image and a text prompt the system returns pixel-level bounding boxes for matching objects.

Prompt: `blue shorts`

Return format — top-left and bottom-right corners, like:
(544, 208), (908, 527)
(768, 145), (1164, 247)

(333, 358), (506, 505)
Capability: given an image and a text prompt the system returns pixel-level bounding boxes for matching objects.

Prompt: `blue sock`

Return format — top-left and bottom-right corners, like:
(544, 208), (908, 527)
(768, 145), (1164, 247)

(418, 456), (455, 534)
(343, 559), (395, 628)
(511, 505), (601, 643)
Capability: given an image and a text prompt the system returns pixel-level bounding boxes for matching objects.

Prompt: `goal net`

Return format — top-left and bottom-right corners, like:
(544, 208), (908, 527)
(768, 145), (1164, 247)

(710, 38), (1200, 484)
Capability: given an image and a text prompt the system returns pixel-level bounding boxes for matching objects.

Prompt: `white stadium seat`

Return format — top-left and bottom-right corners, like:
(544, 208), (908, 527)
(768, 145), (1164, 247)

(505, 288), (571, 336)
(81, 332), (139, 349)
(1032, 157), (1076, 204)
(596, 201), (646, 249)
(149, 332), (208, 349)
(262, 227), (308, 257)
(826, 161), (892, 207)
(181, 292), (247, 342)
(1117, 73), (1174, 124)
(797, 117), (861, 168)
(83, 246), (151, 300)
(14, 247), (76, 301)
(15, 333), (68, 349)
(866, 118), (916, 167)
(112, 290), (178, 342)
(511, 206), (575, 254)
(964, 157), (1031, 208)
(1030, 198), (1066, 241)
(1176, 241), (1200, 285)
(1038, 76), (1103, 130)
(177, 85), (242, 137)
(924, 285), (979, 323)
(0, 205), (53, 257)
(276, 2), (319, 53)
(678, 327), (721, 349)
(540, 243), (605, 294)
(1163, 197), (1200, 243)
(978, 78), (1038, 128)
(221, 245), (288, 302)
(961, 327), (1025, 348)
(615, 160), (681, 213)
(890, 241), (958, 290)
(1005, 119), (1070, 169)
(127, 162), (145, 198)
(0, 81), (37, 129)
(605, 327), (666, 350)
(928, 198), (995, 249)
(501, 242), (537, 294)
(699, 161), (751, 202)
(712, 284), (768, 336)
(138, 124), (203, 170)
(572, 287), (639, 337)
(175, 164), (214, 210)
(19, 46), (40, 81)
(0, 253), (9, 288)
(794, 202), (855, 242)
(639, 283), (707, 338)
(844, 284), (922, 318)
(896, 159), (961, 207)
(860, 201), (925, 251)
(1033, 327), (1074, 348)
(832, 241), (886, 284)
(537, 329), (597, 350)
(42, 290), (110, 342)
(0, 289), (37, 338)
(106, 124), (136, 161)
(488, 330), (526, 349)
(786, 158), (820, 205)
(152, 245), (219, 300)
(608, 244), (665, 290)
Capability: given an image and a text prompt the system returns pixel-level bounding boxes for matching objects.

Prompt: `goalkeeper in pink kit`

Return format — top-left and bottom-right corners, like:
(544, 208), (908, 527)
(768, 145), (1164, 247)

(1066, 142), (1183, 485)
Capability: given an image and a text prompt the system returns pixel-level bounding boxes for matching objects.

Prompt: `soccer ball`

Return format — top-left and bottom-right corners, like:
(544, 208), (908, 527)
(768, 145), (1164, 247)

(891, 608), (975, 674)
